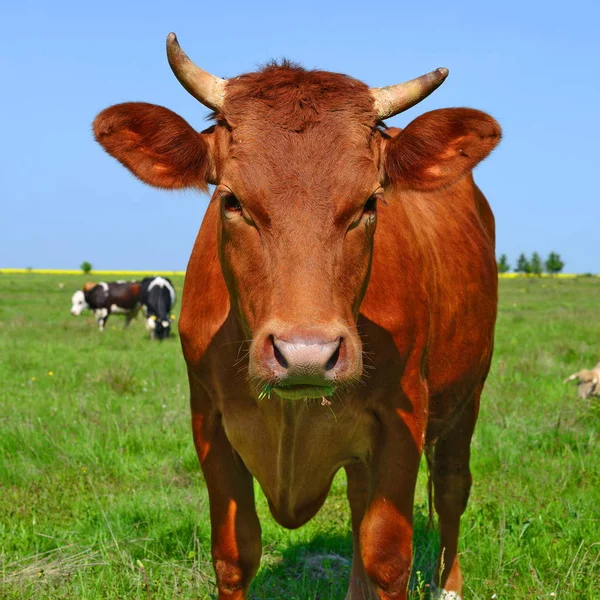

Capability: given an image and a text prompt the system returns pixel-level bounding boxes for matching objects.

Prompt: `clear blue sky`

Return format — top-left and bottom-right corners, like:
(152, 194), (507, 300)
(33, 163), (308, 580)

(2, 0), (598, 272)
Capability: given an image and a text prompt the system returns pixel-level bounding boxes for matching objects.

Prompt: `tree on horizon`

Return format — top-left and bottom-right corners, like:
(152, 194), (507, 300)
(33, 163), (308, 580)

(545, 252), (565, 275)
(530, 252), (543, 276)
(497, 254), (510, 273)
(515, 253), (531, 274)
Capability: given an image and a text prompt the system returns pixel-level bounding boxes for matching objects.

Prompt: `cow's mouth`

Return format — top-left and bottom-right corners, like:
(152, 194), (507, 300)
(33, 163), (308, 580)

(271, 384), (335, 400)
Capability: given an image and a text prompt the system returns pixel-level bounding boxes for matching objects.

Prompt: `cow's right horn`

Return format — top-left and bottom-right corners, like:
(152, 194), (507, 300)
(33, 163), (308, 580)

(371, 68), (449, 120)
(166, 33), (227, 111)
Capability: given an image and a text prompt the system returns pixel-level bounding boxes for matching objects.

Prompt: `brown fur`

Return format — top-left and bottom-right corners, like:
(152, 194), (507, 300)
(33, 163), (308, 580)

(93, 102), (213, 189)
(564, 362), (600, 399)
(385, 108), (501, 191)
(221, 61), (376, 130)
(94, 61), (501, 600)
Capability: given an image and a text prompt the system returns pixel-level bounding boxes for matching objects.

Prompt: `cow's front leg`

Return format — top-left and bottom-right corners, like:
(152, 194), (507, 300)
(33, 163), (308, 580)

(360, 390), (426, 599)
(191, 386), (262, 600)
(360, 452), (421, 599)
(345, 462), (377, 600)
(94, 308), (109, 331)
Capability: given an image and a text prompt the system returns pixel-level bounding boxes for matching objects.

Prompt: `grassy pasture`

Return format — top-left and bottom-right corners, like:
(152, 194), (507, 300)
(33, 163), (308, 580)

(1, 273), (599, 599)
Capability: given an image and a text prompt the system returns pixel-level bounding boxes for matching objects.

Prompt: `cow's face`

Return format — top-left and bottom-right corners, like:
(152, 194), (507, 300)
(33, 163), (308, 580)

(94, 54), (499, 399)
(71, 290), (88, 316)
(212, 76), (384, 398)
(145, 315), (173, 340)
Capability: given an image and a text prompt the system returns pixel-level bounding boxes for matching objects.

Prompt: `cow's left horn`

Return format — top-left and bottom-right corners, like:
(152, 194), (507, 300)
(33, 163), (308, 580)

(370, 68), (449, 120)
(166, 33), (227, 111)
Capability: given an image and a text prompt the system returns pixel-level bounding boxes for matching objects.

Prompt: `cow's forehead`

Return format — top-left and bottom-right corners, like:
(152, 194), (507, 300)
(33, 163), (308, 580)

(221, 120), (381, 209)
(214, 65), (381, 213)
(221, 62), (376, 130)
(224, 135), (379, 206)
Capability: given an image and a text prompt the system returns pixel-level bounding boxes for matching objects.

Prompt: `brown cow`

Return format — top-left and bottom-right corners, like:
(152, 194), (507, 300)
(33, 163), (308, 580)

(93, 33), (501, 600)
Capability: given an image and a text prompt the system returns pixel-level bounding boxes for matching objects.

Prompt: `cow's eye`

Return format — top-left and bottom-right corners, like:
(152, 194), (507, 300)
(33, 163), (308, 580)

(363, 195), (377, 215)
(347, 195), (378, 231)
(223, 194), (243, 213)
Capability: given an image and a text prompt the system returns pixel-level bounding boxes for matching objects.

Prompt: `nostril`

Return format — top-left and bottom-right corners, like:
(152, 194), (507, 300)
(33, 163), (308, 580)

(325, 339), (342, 371)
(271, 335), (289, 369)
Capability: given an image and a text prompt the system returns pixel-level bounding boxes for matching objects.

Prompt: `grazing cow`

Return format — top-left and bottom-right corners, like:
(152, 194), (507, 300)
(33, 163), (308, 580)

(93, 33), (501, 600)
(563, 362), (600, 399)
(71, 281), (141, 331)
(140, 276), (176, 340)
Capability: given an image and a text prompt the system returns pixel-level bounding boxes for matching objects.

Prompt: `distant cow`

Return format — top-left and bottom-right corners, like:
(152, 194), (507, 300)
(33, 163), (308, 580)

(140, 276), (176, 340)
(563, 362), (600, 399)
(71, 281), (141, 331)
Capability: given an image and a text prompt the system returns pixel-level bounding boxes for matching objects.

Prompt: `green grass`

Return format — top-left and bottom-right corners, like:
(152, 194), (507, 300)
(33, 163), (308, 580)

(1, 274), (599, 599)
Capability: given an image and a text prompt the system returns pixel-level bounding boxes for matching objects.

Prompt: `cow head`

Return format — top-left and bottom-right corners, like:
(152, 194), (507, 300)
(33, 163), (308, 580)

(71, 290), (89, 316)
(145, 314), (174, 340)
(94, 34), (500, 400)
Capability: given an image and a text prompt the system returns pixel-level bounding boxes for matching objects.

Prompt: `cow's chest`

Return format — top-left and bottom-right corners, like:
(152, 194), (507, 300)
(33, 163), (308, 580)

(220, 395), (375, 528)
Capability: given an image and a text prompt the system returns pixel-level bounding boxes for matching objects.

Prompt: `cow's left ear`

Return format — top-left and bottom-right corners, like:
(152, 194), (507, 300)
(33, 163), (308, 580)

(93, 102), (215, 190)
(384, 108), (501, 192)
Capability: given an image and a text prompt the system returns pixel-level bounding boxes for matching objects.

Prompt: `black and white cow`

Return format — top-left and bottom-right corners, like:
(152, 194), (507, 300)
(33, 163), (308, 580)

(140, 276), (176, 340)
(71, 281), (141, 331)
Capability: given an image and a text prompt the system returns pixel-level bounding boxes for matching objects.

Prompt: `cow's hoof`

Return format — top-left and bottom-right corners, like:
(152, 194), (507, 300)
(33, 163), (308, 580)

(437, 590), (462, 600)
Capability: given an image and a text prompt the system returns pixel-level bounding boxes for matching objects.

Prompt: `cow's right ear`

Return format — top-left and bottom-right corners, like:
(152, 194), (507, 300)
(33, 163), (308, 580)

(93, 102), (215, 190)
